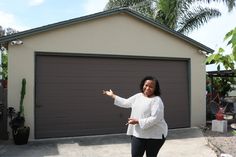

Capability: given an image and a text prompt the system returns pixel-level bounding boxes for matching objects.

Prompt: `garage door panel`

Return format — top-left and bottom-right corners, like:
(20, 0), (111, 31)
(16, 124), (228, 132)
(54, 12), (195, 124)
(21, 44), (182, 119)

(38, 127), (126, 139)
(35, 54), (189, 138)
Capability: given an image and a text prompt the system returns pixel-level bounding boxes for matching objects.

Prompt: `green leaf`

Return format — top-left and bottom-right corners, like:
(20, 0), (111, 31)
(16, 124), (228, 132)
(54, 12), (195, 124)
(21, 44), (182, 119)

(233, 45), (236, 61)
(231, 32), (236, 46)
(229, 63), (235, 70)
(214, 54), (222, 62)
(230, 54), (234, 60)
(205, 54), (215, 64)
(218, 47), (225, 53)
(224, 29), (234, 41)
(227, 39), (232, 46)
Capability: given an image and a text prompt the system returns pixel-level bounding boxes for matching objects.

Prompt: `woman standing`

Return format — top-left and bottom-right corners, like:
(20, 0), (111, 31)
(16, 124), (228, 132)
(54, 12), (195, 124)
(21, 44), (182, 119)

(103, 76), (168, 157)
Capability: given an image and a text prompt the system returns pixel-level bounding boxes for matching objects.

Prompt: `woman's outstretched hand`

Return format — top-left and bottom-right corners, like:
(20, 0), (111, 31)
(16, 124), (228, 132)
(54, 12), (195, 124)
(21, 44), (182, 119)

(103, 89), (116, 99)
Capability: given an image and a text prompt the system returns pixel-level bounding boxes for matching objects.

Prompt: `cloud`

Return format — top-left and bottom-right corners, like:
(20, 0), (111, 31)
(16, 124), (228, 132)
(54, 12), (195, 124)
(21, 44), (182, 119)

(28, 0), (45, 6)
(83, 0), (109, 15)
(0, 11), (29, 31)
(0, 11), (14, 27)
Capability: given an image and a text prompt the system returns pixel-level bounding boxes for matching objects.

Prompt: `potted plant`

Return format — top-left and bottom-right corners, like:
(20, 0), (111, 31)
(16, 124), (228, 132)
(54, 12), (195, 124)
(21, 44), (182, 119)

(8, 78), (30, 145)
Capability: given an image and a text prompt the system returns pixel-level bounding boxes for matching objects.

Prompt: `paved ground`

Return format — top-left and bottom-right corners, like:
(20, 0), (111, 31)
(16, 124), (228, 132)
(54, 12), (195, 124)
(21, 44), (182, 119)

(0, 127), (216, 157)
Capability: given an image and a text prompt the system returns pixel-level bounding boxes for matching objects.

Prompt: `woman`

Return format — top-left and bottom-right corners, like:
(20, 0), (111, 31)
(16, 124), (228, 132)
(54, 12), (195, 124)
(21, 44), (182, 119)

(103, 76), (168, 157)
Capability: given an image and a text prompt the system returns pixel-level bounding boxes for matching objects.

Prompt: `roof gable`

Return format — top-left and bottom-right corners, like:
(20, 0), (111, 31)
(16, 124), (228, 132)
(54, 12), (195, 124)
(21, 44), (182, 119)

(0, 7), (213, 54)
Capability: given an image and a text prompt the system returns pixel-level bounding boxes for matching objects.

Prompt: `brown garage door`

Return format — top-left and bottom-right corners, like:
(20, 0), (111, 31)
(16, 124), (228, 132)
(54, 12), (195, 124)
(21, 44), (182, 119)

(35, 53), (190, 139)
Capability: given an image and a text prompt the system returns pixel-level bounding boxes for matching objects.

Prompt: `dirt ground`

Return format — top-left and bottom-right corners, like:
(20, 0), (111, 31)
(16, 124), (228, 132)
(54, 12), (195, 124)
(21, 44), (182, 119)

(201, 124), (236, 157)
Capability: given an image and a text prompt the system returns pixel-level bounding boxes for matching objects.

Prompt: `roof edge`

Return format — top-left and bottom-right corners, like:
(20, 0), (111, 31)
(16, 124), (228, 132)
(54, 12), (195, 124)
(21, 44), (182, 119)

(0, 8), (125, 43)
(0, 7), (214, 54)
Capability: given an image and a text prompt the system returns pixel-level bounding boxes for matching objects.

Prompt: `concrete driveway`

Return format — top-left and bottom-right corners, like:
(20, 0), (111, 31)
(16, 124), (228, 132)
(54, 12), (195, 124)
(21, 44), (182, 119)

(0, 127), (216, 157)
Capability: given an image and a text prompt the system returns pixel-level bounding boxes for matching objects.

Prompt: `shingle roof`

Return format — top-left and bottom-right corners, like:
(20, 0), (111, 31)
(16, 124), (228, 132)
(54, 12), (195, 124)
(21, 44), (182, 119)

(0, 7), (214, 53)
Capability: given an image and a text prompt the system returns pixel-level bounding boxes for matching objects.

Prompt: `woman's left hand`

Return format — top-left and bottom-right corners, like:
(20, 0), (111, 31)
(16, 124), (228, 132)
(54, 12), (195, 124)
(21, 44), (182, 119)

(126, 118), (139, 125)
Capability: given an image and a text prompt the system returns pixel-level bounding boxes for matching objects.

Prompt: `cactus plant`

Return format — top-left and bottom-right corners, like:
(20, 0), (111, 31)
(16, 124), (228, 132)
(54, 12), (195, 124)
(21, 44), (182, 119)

(8, 78), (30, 145)
(9, 78), (26, 129)
(19, 78), (26, 117)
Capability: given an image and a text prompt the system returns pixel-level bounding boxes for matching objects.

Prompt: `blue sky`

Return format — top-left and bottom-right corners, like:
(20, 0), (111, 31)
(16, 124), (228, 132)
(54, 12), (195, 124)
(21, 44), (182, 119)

(0, 0), (109, 30)
(0, 0), (236, 57)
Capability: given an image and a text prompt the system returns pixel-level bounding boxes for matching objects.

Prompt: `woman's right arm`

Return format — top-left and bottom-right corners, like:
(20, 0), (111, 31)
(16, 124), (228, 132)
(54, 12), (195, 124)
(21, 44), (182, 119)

(103, 89), (137, 108)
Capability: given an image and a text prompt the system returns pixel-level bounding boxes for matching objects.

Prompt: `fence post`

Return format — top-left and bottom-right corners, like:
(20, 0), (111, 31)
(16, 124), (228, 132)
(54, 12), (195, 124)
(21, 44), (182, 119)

(0, 81), (9, 140)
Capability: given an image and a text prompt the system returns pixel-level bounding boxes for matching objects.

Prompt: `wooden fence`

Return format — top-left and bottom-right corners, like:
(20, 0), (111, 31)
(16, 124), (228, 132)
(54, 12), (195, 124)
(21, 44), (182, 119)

(0, 80), (8, 140)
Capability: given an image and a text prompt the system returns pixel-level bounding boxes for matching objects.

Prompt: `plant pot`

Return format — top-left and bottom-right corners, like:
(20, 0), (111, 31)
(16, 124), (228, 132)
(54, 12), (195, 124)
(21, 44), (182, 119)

(13, 126), (30, 145)
(11, 116), (25, 130)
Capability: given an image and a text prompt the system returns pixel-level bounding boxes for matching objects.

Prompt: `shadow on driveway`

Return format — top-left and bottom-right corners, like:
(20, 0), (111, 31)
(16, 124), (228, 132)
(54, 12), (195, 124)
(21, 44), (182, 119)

(0, 128), (217, 157)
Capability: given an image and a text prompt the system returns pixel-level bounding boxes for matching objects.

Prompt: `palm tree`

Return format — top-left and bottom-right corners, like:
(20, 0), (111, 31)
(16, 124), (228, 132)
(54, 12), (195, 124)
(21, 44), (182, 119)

(199, 0), (236, 12)
(160, 0), (222, 34)
(105, 0), (235, 34)
(105, 0), (155, 19)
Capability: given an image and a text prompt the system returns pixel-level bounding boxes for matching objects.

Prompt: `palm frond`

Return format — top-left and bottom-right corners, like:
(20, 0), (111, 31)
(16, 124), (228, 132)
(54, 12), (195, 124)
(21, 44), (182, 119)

(192, 0), (236, 12)
(177, 7), (221, 34)
(105, 0), (146, 10)
(154, 0), (185, 29)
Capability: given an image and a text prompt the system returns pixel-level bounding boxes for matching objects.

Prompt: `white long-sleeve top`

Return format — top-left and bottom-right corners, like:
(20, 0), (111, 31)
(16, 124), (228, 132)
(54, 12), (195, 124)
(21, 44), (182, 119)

(114, 93), (168, 139)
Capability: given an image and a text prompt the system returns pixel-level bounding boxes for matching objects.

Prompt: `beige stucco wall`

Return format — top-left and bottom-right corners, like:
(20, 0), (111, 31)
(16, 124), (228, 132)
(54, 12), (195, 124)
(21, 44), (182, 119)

(7, 13), (206, 140)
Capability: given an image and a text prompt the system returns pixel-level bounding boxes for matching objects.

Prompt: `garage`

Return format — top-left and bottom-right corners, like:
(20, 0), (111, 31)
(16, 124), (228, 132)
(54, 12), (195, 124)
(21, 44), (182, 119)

(35, 53), (189, 139)
(0, 8), (213, 140)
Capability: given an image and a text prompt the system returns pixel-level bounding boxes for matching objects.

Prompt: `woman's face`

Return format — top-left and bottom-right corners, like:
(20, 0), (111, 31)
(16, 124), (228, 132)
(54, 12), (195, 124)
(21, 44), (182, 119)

(143, 80), (156, 97)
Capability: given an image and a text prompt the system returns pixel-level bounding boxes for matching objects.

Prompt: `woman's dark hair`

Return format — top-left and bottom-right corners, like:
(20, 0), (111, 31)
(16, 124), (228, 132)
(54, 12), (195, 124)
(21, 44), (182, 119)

(139, 76), (161, 96)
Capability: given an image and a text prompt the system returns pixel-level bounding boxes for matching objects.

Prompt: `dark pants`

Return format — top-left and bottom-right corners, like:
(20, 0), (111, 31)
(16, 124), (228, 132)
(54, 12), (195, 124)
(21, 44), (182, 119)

(131, 135), (166, 157)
